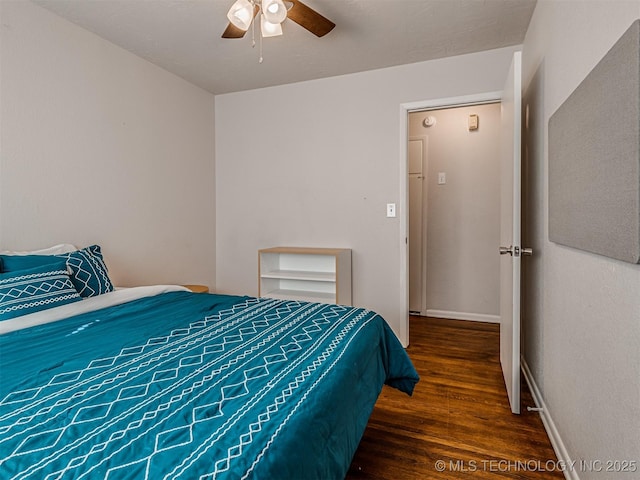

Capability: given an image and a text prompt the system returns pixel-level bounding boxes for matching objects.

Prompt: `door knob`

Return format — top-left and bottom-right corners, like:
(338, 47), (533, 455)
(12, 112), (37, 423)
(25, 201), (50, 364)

(499, 246), (533, 257)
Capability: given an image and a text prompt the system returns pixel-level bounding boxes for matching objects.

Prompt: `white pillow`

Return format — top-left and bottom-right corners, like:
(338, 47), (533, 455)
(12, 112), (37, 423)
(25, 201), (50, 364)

(0, 243), (78, 256)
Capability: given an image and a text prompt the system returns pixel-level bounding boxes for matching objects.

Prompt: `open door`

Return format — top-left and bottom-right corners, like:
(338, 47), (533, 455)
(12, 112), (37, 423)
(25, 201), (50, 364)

(499, 51), (527, 414)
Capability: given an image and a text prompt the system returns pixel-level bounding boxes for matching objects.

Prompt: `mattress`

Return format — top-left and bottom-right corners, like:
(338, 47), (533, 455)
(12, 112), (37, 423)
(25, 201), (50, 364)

(0, 288), (418, 479)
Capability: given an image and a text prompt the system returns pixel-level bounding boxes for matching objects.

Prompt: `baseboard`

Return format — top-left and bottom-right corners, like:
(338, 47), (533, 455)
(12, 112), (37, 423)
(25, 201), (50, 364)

(424, 309), (500, 323)
(521, 357), (578, 480)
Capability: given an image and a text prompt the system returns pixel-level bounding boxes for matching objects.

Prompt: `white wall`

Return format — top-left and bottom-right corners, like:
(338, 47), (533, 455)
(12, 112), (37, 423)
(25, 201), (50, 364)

(409, 104), (501, 321)
(522, 1), (640, 476)
(0, 1), (216, 288)
(215, 46), (519, 343)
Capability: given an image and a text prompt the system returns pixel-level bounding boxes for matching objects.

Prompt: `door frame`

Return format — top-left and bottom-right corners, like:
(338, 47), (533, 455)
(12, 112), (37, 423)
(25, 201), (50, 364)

(398, 91), (502, 347)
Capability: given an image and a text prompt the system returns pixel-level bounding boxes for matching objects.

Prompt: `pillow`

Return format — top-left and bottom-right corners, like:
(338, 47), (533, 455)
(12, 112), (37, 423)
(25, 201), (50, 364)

(0, 261), (82, 321)
(0, 243), (77, 256)
(1, 245), (114, 298)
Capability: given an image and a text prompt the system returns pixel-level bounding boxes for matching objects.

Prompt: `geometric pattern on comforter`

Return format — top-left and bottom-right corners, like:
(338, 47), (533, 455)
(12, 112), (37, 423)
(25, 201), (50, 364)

(0, 292), (418, 480)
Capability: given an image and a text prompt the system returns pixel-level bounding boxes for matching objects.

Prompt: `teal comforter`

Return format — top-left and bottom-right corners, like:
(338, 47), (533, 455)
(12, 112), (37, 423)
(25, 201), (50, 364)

(0, 292), (418, 479)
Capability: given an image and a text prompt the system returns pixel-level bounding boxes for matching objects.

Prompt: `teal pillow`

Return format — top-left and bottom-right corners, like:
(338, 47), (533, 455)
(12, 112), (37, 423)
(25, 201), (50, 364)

(0, 254), (56, 272)
(0, 261), (82, 320)
(0, 245), (114, 298)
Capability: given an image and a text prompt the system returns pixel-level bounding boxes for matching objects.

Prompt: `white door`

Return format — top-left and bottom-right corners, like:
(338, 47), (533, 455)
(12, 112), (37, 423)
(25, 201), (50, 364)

(499, 51), (523, 414)
(408, 137), (426, 313)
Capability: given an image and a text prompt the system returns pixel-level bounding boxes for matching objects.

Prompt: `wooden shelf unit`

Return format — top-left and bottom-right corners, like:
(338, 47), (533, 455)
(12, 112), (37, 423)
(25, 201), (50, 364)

(258, 247), (352, 305)
(182, 284), (209, 293)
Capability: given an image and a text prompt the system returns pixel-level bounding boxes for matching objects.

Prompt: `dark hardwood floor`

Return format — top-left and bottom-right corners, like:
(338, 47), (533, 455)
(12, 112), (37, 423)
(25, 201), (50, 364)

(346, 316), (563, 479)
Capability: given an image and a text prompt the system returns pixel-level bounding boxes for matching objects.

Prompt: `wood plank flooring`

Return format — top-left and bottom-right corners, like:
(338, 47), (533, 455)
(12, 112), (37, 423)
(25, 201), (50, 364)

(346, 316), (564, 479)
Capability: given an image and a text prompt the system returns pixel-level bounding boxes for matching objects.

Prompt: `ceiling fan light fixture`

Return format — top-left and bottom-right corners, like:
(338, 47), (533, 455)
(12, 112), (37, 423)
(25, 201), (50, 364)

(260, 14), (283, 37)
(227, 0), (254, 31)
(262, 0), (287, 24)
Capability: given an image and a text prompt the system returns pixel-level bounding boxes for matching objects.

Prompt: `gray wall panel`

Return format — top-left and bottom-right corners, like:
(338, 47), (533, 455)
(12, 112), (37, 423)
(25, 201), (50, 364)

(548, 20), (640, 264)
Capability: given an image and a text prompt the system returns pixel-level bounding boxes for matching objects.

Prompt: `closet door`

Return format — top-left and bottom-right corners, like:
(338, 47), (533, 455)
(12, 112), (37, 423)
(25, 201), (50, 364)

(408, 137), (426, 313)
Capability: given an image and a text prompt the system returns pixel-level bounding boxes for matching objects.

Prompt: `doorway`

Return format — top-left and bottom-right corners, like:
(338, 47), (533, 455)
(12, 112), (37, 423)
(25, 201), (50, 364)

(407, 103), (502, 320)
(398, 91), (503, 348)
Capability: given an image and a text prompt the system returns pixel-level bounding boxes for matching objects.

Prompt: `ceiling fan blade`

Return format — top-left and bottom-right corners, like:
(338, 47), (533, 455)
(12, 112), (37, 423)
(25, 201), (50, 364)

(221, 4), (259, 39)
(222, 23), (248, 38)
(287, 0), (335, 37)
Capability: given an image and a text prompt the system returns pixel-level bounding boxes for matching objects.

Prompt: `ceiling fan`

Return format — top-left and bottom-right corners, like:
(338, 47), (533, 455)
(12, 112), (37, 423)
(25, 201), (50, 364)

(222, 0), (335, 39)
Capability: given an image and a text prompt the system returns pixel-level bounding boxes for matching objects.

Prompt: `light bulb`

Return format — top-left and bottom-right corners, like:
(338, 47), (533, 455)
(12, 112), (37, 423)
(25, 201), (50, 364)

(262, 0), (286, 24)
(227, 0), (253, 31)
(261, 14), (283, 37)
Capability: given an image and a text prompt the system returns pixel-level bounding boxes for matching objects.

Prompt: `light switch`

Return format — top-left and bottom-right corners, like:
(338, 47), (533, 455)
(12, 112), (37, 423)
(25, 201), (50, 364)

(438, 172), (446, 185)
(386, 203), (396, 218)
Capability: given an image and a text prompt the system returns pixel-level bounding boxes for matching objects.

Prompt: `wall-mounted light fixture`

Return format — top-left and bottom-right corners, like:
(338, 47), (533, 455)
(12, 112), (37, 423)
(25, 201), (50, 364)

(468, 114), (479, 131)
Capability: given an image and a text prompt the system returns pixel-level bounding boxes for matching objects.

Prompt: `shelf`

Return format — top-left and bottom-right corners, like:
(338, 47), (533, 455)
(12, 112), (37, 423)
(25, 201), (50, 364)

(260, 269), (336, 282)
(258, 247), (349, 256)
(262, 289), (336, 304)
(258, 246), (351, 306)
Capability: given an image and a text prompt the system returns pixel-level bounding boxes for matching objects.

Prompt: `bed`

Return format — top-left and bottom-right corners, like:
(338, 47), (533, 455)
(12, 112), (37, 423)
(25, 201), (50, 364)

(0, 245), (419, 479)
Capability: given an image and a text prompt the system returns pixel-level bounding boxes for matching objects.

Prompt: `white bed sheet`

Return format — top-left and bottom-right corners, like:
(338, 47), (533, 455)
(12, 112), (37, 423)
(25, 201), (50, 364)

(0, 285), (189, 335)
(0, 243), (77, 255)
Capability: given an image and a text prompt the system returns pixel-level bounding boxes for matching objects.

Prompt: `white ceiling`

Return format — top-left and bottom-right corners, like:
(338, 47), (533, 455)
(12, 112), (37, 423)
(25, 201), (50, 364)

(33, 0), (536, 95)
